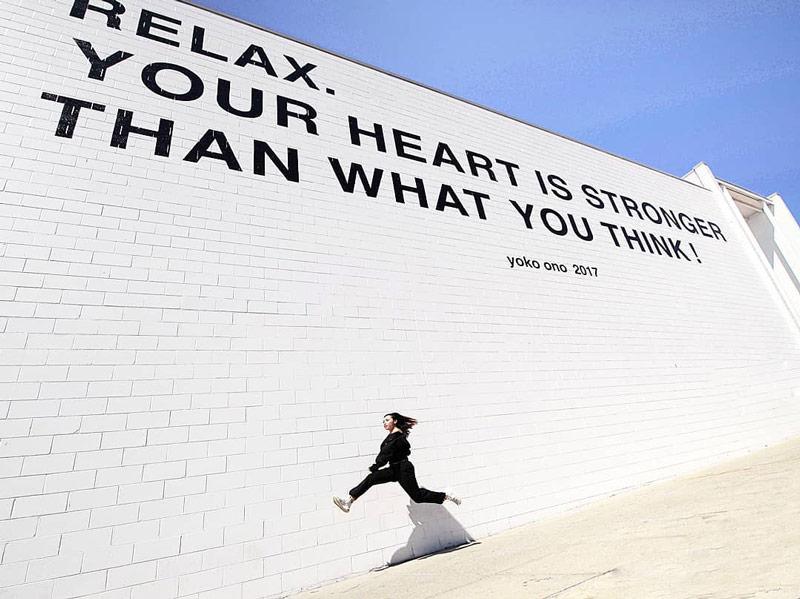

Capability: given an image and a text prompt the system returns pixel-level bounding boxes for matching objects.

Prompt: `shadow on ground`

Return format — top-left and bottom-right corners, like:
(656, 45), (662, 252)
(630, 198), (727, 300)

(385, 502), (477, 567)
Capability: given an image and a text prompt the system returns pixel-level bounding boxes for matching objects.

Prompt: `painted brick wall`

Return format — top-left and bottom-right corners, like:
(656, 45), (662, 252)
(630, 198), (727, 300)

(1, 1), (800, 597)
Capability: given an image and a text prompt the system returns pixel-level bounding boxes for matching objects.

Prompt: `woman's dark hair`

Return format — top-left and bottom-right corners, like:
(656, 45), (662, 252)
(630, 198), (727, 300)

(386, 413), (418, 437)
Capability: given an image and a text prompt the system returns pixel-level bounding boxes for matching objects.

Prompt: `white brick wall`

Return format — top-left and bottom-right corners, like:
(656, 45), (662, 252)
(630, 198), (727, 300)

(2, 0), (800, 597)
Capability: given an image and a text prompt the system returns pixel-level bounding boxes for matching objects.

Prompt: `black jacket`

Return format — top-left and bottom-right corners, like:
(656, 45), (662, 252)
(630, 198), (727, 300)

(370, 432), (411, 472)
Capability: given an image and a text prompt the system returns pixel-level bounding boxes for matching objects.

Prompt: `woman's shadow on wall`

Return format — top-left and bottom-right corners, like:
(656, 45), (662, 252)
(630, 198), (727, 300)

(388, 502), (476, 566)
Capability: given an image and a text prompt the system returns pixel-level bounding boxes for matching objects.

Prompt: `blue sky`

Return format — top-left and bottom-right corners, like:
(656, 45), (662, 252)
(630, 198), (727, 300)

(193, 0), (800, 220)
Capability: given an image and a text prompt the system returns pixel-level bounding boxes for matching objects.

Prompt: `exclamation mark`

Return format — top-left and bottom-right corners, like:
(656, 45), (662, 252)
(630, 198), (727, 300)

(689, 242), (702, 263)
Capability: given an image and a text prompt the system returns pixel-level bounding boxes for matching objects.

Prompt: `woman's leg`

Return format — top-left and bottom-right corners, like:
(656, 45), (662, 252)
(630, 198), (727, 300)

(396, 461), (445, 504)
(348, 467), (397, 500)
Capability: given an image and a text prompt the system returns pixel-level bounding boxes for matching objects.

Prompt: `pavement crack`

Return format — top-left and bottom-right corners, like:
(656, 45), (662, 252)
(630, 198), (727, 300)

(539, 568), (618, 599)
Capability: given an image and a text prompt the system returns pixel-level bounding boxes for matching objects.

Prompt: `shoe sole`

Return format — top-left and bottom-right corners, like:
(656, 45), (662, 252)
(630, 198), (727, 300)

(333, 497), (350, 513)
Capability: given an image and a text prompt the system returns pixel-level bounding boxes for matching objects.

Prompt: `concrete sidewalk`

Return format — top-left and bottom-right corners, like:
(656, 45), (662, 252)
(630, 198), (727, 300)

(293, 437), (800, 598)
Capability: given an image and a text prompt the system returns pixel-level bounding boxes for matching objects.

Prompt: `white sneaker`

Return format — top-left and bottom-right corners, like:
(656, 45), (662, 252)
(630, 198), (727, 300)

(333, 496), (351, 513)
(444, 490), (461, 506)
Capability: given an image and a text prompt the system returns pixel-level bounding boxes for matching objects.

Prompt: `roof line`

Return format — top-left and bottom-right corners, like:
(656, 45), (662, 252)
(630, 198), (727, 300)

(717, 178), (774, 205)
(178, 0), (706, 191)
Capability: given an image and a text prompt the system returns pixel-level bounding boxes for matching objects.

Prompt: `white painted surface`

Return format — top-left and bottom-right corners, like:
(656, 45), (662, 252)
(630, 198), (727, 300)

(771, 193), (800, 317)
(1, 1), (799, 598)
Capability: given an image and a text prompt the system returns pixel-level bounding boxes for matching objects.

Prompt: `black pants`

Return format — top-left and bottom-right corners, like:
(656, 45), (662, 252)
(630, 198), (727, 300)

(349, 460), (446, 504)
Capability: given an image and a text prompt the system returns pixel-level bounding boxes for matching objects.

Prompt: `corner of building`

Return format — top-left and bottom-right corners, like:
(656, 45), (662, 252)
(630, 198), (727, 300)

(683, 164), (800, 331)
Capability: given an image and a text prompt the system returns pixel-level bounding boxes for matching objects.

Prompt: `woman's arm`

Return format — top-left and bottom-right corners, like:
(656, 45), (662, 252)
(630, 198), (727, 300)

(370, 434), (408, 471)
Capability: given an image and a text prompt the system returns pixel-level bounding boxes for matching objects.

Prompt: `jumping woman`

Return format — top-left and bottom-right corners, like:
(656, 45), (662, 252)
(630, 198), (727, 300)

(333, 413), (461, 513)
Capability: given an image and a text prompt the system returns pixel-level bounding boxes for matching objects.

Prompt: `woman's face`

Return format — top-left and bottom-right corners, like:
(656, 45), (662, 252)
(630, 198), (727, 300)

(383, 415), (396, 432)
